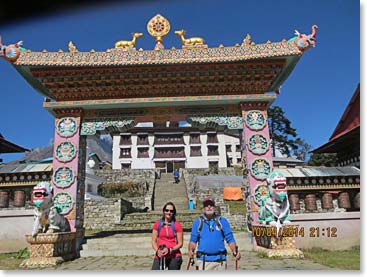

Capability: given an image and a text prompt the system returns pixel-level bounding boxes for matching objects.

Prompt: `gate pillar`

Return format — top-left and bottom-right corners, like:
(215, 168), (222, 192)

(240, 102), (273, 246)
(51, 108), (86, 252)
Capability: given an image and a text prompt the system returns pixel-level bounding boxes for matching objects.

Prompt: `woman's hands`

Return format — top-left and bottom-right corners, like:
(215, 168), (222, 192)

(156, 245), (169, 257)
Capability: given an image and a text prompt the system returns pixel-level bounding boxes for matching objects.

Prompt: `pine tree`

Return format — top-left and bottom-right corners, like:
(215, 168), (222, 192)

(268, 106), (298, 157)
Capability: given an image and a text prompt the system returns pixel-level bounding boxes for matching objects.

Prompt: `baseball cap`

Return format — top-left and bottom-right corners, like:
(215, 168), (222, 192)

(203, 197), (215, 207)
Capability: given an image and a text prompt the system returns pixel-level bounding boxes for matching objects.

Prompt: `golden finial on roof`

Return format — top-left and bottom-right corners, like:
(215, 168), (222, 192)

(58, 49), (64, 53)
(147, 14), (170, 50)
(174, 29), (205, 47)
(242, 34), (251, 46)
(266, 40), (272, 44)
(26, 49), (32, 53)
(115, 33), (143, 50)
(251, 42), (256, 46)
(90, 49), (95, 53)
(235, 43), (240, 47)
(139, 48), (144, 51)
(219, 44), (224, 48)
(171, 46), (176, 50)
(68, 41), (79, 53)
(42, 49), (48, 53)
(282, 39), (287, 42)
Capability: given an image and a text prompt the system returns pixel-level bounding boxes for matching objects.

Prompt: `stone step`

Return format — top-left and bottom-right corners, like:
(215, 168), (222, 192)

(121, 213), (200, 224)
(80, 232), (251, 257)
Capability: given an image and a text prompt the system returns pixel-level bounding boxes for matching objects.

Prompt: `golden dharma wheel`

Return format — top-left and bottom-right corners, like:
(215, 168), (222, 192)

(147, 14), (170, 43)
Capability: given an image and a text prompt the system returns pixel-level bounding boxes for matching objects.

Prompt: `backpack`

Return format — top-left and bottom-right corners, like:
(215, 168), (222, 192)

(157, 219), (178, 243)
(196, 215), (225, 244)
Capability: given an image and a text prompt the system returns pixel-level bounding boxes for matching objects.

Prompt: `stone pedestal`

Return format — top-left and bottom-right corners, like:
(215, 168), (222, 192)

(252, 224), (304, 258)
(20, 231), (83, 268)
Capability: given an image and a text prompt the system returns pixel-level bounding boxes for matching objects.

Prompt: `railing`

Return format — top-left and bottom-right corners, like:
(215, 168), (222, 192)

(155, 140), (184, 145)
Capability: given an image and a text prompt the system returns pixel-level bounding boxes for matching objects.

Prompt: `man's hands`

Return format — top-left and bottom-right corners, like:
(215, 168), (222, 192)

(188, 248), (195, 258)
(232, 246), (241, 260)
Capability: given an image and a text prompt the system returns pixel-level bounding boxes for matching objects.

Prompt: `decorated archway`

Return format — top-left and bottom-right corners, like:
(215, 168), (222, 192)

(1, 14), (316, 266)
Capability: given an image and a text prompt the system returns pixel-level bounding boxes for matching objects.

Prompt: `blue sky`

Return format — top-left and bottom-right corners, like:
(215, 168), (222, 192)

(0, 0), (360, 163)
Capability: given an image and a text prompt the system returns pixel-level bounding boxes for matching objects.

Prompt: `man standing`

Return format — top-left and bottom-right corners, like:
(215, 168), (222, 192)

(173, 169), (180, 184)
(188, 197), (241, 270)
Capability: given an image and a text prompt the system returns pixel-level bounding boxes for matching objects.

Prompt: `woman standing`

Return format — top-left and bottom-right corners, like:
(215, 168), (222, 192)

(151, 202), (183, 270)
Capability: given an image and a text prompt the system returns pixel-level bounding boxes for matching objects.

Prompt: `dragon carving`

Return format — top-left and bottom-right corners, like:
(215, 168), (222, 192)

(0, 36), (25, 63)
(289, 25), (318, 51)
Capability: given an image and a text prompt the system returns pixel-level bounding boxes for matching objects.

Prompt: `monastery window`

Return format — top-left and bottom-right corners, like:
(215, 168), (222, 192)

(209, 161), (219, 171)
(207, 146), (219, 156)
(137, 135), (149, 145)
(138, 147), (149, 158)
(190, 146), (202, 157)
(190, 134), (201, 144)
(120, 135), (131, 145)
(226, 145), (232, 152)
(235, 144), (241, 152)
(120, 148), (131, 158)
(121, 163), (131, 169)
(207, 133), (218, 144)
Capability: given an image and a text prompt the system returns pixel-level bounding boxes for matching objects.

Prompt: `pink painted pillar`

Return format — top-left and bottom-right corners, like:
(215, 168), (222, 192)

(51, 108), (86, 240)
(240, 102), (274, 245)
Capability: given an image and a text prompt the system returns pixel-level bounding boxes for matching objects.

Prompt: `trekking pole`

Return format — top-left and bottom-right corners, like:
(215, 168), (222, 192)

(233, 246), (239, 270)
(159, 244), (166, 270)
(186, 248), (195, 270)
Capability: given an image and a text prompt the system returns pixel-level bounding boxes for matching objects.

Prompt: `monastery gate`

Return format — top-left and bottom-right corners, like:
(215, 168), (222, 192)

(1, 15), (316, 264)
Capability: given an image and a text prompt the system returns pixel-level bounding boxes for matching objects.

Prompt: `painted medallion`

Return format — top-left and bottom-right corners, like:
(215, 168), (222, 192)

(248, 134), (269, 155)
(54, 192), (74, 215)
(254, 182), (269, 206)
(56, 117), (78, 137)
(53, 166), (75, 188)
(55, 141), (77, 162)
(250, 158), (271, 180)
(245, 110), (266, 130)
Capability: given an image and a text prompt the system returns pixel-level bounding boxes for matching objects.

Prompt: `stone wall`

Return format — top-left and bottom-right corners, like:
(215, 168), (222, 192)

(292, 212), (360, 250)
(181, 168), (237, 202)
(226, 214), (246, 231)
(84, 198), (134, 229)
(0, 208), (33, 253)
(94, 169), (158, 210)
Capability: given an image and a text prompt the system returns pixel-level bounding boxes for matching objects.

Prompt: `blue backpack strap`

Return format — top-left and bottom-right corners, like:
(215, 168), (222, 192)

(157, 218), (164, 235)
(196, 216), (205, 244)
(215, 216), (225, 238)
(171, 221), (177, 243)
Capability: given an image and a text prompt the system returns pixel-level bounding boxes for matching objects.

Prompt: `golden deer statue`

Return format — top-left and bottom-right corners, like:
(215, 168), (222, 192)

(174, 30), (205, 46)
(115, 32), (143, 49)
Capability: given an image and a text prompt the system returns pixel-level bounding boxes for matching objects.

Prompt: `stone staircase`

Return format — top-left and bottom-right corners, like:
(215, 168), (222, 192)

(153, 173), (189, 211)
(80, 173), (203, 257)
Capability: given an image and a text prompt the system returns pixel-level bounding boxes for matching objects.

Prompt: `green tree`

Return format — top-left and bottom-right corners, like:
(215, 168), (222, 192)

(308, 153), (337, 166)
(268, 106), (298, 157)
(293, 138), (312, 161)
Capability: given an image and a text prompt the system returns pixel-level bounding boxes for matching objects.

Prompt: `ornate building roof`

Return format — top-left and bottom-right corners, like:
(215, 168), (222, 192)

(0, 134), (29, 154)
(1, 15), (317, 110)
(312, 84), (360, 154)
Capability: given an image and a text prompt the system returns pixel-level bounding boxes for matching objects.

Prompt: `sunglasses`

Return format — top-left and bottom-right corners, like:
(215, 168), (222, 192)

(164, 209), (174, 213)
(203, 201), (215, 207)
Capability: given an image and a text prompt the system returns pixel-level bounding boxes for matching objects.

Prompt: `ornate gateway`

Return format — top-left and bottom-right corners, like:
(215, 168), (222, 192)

(0, 14), (317, 266)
